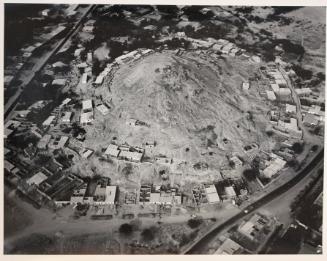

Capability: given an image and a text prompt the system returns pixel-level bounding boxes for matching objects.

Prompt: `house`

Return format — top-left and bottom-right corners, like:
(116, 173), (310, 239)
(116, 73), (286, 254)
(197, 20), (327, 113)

(82, 99), (93, 112)
(52, 61), (68, 68)
(308, 105), (321, 115)
(42, 115), (56, 127)
(250, 55), (261, 63)
(52, 79), (67, 86)
(105, 186), (117, 204)
(262, 157), (286, 179)
(276, 118), (302, 139)
(80, 112), (93, 125)
(266, 91), (276, 101)
(41, 8), (50, 16)
(81, 73), (88, 84)
(295, 88), (312, 97)
(285, 104), (296, 114)
(87, 52), (93, 63)
(225, 186), (237, 199)
(26, 171), (48, 186)
(61, 111), (72, 123)
(275, 79), (287, 87)
(81, 149), (93, 159)
(4, 160), (15, 173)
(81, 99), (94, 125)
(237, 213), (270, 242)
(242, 82), (250, 91)
(37, 134), (52, 150)
(150, 192), (161, 204)
(303, 113), (319, 127)
(214, 238), (244, 254)
(77, 62), (88, 69)
(82, 25), (94, 33)
(204, 184), (220, 204)
(74, 48), (84, 57)
(94, 74), (104, 86)
(126, 118), (137, 126)
(70, 184), (87, 204)
(4, 120), (21, 138)
(119, 150), (144, 163)
(270, 83), (280, 93)
(104, 144), (120, 157)
(96, 104), (110, 116)
(48, 136), (69, 150)
(230, 156), (243, 168)
(4, 75), (14, 86)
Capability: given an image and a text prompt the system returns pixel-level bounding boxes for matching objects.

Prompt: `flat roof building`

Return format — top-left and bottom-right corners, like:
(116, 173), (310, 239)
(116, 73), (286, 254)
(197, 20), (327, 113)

(205, 184), (220, 204)
(303, 113), (319, 126)
(82, 99), (93, 112)
(263, 157), (286, 179)
(94, 74), (104, 85)
(214, 238), (244, 254)
(96, 104), (110, 115)
(80, 112), (94, 125)
(104, 144), (120, 157)
(242, 82), (250, 91)
(266, 90), (276, 101)
(52, 79), (67, 86)
(270, 83), (280, 93)
(105, 186), (117, 204)
(119, 150), (144, 163)
(42, 115), (56, 126)
(295, 88), (312, 97)
(61, 111), (72, 123)
(81, 73), (88, 84)
(27, 172), (48, 186)
(285, 104), (296, 114)
(48, 136), (69, 150)
(37, 134), (52, 149)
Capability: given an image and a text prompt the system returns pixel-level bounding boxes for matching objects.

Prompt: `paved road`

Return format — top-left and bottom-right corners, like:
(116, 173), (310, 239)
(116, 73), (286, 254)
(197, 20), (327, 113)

(184, 148), (324, 254)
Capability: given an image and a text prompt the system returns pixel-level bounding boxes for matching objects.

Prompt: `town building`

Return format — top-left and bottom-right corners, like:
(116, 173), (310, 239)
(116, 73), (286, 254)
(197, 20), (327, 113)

(42, 115), (56, 127)
(96, 104), (110, 115)
(262, 156), (286, 179)
(303, 113), (319, 127)
(242, 82), (250, 91)
(104, 144), (120, 158)
(48, 136), (69, 150)
(37, 134), (52, 150)
(266, 90), (276, 101)
(61, 111), (72, 123)
(295, 88), (312, 97)
(214, 238), (244, 254)
(80, 99), (94, 125)
(204, 184), (220, 204)
(52, 78), (67, 86)
(119, 150), (144, 163)
(81, 73), (88, 84)
(26, 171), (48, 186)
(285, 104), (296, 114)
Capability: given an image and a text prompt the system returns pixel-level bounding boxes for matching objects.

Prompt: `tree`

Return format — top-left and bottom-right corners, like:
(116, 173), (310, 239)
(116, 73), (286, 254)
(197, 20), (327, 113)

(243, 168), (258, 181)
(141, 227), (157, 241)
(187, 218), (203, 229)
(119, 223), (133, 235)
(292, 142), (304, 154)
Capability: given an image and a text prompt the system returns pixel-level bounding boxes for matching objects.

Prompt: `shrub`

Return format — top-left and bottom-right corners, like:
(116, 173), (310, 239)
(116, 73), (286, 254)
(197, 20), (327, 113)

(187, 218), (203, 229)
(119, 223), (133, 235)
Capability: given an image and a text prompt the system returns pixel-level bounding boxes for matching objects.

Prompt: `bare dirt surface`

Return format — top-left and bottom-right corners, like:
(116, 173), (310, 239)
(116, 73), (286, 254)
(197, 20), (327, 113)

(71, 50), (274, 188)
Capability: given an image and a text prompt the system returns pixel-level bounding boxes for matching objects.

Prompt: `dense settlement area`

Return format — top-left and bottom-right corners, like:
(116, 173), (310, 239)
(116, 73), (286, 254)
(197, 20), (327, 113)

(4, 5), (325, 254)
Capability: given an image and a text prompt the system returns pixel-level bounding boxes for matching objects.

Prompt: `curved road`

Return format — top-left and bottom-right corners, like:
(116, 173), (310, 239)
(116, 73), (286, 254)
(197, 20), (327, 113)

(184, 148), (324, 254)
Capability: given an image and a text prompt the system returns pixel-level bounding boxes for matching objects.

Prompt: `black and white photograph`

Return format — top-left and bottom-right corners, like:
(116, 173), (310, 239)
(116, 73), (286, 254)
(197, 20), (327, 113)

(2, 0), (326, 255)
